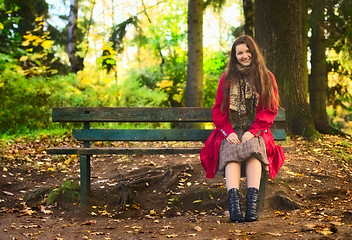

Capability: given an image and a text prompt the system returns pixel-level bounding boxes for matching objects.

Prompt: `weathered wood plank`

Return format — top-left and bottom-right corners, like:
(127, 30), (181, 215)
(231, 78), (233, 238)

(73, 129), (213, 141)
(52, 107), (286, 122)
(47, 147), (203, 155)
(72, 128), (286, 141)
(52, 107), (213, 122)
(272, 129), (286, 140)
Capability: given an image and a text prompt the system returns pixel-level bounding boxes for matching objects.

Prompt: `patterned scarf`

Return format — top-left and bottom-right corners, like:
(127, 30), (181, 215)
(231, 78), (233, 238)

(229, 64), (259, 127)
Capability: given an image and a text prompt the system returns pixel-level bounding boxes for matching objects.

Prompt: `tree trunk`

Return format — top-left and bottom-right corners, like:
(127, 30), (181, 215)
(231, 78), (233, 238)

(309, 0), (328, 124)
(243, 0), (254, 37)
(68, 0), (84, 73)
(185, 0), (204, 108)
(255, 0), (316, 137)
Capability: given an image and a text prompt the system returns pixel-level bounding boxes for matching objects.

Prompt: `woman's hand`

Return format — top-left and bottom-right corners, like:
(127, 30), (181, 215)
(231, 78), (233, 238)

(241, 131), (254, 143)
(226, 133), (240, 144)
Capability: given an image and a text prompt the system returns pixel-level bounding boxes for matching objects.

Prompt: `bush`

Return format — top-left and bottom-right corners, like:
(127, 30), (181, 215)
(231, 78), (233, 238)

(203, 50), (227, 107)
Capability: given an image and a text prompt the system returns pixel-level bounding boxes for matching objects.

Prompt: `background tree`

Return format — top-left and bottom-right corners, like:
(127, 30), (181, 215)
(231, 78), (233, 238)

(309, 0), (330, 131)
(185, 0), (204, 108)
(242, 0), (254, 36)
(255, 0), (316, 137)
(68, 0), (84, 72)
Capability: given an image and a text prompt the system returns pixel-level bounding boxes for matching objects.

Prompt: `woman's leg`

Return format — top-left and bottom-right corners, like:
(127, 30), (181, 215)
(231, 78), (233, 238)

(246, 157), (262, 189)
(245, 157), (262, 221)
(225, 162), (241, 190)
(225, 162), (243, 222)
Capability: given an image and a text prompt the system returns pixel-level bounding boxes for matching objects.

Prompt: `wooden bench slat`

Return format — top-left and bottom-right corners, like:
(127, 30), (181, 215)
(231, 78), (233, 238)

(47, 147), (203, 155)
(72, 128), (286, 141)
(272, 129), (286, 140)
(73, 129), (212, 141)
(52, 107), (286, 123)
(52, 107), (213, 122)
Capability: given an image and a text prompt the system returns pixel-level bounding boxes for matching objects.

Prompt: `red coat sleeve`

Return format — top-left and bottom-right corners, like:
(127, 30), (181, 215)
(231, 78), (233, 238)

(213, 73), (235, 138)
(248, 72), (278, 137)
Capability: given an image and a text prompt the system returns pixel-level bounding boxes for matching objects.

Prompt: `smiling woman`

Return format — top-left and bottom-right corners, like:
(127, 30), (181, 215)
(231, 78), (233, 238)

(201, 35), (285, 223)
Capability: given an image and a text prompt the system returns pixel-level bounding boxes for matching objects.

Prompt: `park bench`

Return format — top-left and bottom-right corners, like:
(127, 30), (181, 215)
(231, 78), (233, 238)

(47, 107), (286, 209)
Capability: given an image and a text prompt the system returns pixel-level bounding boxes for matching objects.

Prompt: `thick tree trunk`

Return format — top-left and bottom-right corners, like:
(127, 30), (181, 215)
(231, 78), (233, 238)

(68, 0), (84, 73)
(309, 0), (328, 124)
(255, 0), (316, 137)
(185, 0), (204, 108)
(243, 0), (254, 37)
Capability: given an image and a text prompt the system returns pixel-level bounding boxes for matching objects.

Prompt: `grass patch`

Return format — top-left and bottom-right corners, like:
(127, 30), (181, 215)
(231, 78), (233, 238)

(46, 180), (80, 205)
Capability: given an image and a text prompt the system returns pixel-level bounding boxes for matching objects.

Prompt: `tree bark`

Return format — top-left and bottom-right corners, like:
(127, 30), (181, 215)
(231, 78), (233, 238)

(255, 0), (316, 137)
(68, 0), (84, 73)
(243, 0), (254, 37)
(185, 0), (204, 108)
(309, 0), (328, 124)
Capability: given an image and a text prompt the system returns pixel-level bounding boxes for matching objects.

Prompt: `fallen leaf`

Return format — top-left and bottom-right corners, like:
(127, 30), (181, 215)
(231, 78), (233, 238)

(316, 229), (333, 236)
(194, 226), (202, 232)
(166, 234), (178, 238)
(265, 232), (281, 237)
(82, 220), (97, 225)
(2, 191), (14, 196)
(40, 205), (53, 215)
(20, 224), (40, 229)
(163, 225), (174, 229)
(90, 232), (105, 235)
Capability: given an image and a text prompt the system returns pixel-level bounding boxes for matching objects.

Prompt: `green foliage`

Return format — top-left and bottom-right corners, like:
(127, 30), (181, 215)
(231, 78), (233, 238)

(203, 49), (227, 107)
(158, 53), (187, 107)
(128, 0), (188, 107)
(0, 62), (170, 134)
(119, 70), (167, 107)
(0, 2), (22, 55)
(46, 180), (80, 205)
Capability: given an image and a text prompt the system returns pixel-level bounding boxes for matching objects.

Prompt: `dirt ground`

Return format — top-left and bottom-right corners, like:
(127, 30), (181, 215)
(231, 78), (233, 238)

(1, 134), (352, 240)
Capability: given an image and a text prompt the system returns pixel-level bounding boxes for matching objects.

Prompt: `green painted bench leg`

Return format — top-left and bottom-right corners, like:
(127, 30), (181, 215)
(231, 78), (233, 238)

(259, 171), (268, 211)
(80, 154), (91, 209)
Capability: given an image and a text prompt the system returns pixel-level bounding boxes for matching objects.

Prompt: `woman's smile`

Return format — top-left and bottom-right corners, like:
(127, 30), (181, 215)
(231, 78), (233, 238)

(235, 43), (252, 66)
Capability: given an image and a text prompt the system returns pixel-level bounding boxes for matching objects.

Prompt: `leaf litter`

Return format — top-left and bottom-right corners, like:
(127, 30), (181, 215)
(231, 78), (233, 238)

(0, 134), (352, 239)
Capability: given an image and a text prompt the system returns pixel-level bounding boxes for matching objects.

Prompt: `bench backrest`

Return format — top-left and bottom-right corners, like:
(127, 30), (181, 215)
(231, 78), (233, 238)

(52, 107), (286, 141)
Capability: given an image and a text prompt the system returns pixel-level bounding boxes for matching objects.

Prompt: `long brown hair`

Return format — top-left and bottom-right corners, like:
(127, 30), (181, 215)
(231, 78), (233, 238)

(221, 35), (279, 113)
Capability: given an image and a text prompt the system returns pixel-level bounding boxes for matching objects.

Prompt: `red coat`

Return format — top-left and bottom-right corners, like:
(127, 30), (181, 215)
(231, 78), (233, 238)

(200, 73), (285, 179)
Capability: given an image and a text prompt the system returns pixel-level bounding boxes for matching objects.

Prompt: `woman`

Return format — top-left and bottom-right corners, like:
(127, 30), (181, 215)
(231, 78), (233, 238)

(200, 35), (285, 222)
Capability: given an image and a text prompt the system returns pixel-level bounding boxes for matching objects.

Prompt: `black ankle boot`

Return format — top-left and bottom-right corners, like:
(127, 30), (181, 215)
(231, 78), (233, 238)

(228, 188), (244, 222)
(245, 187), (259, 222)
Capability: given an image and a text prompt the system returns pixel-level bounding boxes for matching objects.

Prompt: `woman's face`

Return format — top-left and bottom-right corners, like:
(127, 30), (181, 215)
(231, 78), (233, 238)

(235, 43), (252, 66)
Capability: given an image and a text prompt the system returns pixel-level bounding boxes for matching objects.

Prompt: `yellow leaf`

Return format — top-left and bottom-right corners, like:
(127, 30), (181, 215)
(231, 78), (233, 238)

(132, 203), (140, 209)
(193, 200), (202, 204)
(317, 229), (333, 236)
(41, 40), (54, 50)
(48, 167), (55, 172)
(22, 40), (31, 47)
(35, 16), (43, 22)
(0, 23), (3, 30)
(23, 34), (37, 42)
(157, 80), (173, 89)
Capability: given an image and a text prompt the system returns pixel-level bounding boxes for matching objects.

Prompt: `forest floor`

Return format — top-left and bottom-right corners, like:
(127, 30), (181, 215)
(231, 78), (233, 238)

(0, 134), (352, 240)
